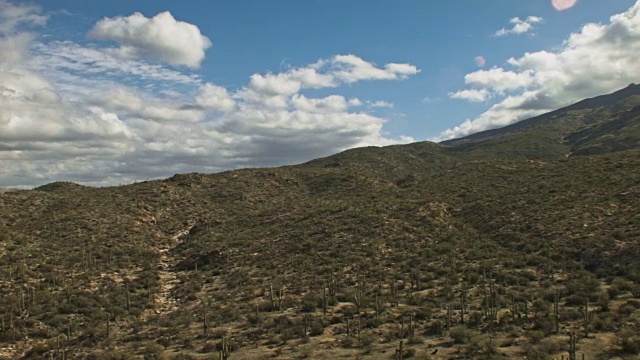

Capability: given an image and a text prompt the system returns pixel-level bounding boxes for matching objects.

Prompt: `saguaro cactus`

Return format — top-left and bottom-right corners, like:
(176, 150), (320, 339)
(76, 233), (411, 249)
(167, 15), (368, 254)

(219, 337), (231, 360)
(554, 290), (560, 333)
(569, 332), (577, 360)
(395, 339), (404, 360)
(581, 299), (594, 338)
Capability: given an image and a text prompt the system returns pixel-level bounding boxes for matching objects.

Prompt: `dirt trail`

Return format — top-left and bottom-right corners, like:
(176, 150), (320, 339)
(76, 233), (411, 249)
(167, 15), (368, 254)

(144, 224), (195, 319)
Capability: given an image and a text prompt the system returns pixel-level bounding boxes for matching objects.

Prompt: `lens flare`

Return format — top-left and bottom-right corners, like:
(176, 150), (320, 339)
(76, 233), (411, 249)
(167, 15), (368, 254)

(552, 0), (579, 11)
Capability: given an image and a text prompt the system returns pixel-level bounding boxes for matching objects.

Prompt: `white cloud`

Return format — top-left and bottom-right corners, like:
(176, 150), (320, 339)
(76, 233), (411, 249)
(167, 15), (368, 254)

(331, 54), (420, 83)
(0, 67), (132, 145)
(88, 86), (206, 123)
(0, 0), (47, 34)
(449, 89), (491, 102)
(348, 98), (363, 107)
(367, 100), (394, 108)
(495, 16), (543, 37)
(196, 83), (236, 112)
(0, 32), (33, 63)
(464, 68), (535, 94)
(0, 1), (46, 64)
(291, 94), (348, 113)
(30, 40), (202, 89)
(88, 11), (211, 68)
(435, 1), (640, 141)
(0, 1), (418, 188)
(88, 86), (143, 113)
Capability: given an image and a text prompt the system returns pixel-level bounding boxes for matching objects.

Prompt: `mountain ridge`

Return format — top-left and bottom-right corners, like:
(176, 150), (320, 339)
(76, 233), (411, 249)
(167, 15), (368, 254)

(441, 83), (640, 148)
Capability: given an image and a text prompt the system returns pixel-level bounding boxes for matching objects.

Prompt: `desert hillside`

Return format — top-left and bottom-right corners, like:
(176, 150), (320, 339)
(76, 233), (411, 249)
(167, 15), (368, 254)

(1, 86), (639, 359)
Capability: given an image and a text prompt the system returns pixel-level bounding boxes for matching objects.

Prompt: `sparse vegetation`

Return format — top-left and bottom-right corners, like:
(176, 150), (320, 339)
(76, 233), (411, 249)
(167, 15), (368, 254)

(0, 87), (639, 358)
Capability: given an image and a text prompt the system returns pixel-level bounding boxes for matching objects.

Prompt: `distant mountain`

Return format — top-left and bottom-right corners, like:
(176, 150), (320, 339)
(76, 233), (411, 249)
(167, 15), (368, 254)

(0, 86), (639, 359)
(442, 83), (640, 158)
(0, 188), (20, 194)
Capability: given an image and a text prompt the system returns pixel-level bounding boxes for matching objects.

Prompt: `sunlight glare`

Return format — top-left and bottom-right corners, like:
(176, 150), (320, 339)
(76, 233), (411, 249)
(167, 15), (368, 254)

(552, 0), (579, 11)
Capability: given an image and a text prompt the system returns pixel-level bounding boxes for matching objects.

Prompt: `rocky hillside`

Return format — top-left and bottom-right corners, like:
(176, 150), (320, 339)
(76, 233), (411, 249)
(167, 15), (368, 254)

(0, 86), (639, 359)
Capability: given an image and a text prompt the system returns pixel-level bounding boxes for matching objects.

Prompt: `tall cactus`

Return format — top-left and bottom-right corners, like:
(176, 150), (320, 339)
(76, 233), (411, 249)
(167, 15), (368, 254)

(354, 276), (366, 314)
(460, 281), (467, 325)
(106, 312), (111, 339)
(395, 339), (404, 360)
(582, 299), (594, 338)
(569, 332), (577, 360)
(554, 290), (560, 334)
(219, 336), (231, 360)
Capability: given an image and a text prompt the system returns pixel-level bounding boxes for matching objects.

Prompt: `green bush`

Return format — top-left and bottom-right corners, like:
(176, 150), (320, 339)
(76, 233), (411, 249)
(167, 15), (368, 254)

(618, 330), (640, 354)
(449, 326), (475, 344)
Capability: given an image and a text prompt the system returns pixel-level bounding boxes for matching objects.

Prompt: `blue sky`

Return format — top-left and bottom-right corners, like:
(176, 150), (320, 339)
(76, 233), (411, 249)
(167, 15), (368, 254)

(2, 0), (640, 187)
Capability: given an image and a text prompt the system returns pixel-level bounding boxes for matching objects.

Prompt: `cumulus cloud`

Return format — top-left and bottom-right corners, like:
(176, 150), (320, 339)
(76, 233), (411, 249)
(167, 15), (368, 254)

(234, 55), (418, 111)
(464, 68), (535, 94)
(291, 94), (348, 113)
(348, 98), (363, 107)
(0, 1), (418, 188)
(494, 16), (543, 37)
(435, 1), (640, 141)
(196, 83), (236, 112)
(88, 11), (211, 68)
(331, 54), (420, 83)
(0, 67), (132, 146)
(449, 89), (491, 102)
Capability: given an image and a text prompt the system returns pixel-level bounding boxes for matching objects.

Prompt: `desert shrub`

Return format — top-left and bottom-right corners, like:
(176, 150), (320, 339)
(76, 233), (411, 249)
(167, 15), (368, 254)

(617, 303), (637, 317)
(364, 316), (383, 329)
(413, 307), (432, 321)
(201, 341), (217, 353)
(22, 343), (50, 359)
(522, 344), (550, 360)
(528, 330), (545, 343)
(170, 354), (196, 360)
(626, 299), (640, 308)
(618, 330), (640, 354)
(532, 316), (554, 335)
(359, 331), (375, 346)
(449, 325), (475, 344)
(597, 291), (610, 311)
(402, 348), (416, 358)
(142, 342), (163, 360)
(340, 336), (355, 348)
(591, 313), (616, 332)
(86, 350), (130, 360)
(565, 275), (600, 300)
(561, 308), (583, 321)
(564, 294), (589, 306)
(300, 293), (319, 313)
(309, 319), (325, 336)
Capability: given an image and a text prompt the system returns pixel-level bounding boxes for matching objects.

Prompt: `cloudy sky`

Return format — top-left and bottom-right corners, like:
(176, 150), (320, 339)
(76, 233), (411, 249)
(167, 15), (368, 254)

(2, 0), (640, 187)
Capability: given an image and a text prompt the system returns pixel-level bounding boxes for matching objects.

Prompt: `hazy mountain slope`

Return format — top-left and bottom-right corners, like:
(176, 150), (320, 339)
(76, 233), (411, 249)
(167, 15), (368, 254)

(442, 83), (640, 147)
(564, 105), (640, 155)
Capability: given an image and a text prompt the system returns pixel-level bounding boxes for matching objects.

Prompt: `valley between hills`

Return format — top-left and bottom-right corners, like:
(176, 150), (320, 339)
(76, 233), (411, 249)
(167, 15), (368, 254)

(1, 85), (640, 359)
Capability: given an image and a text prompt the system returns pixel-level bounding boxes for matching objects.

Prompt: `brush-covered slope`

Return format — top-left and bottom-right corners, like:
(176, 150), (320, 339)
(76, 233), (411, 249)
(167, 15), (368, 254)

(0, 86), (639, 359)
(442, 83), (640, 160)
